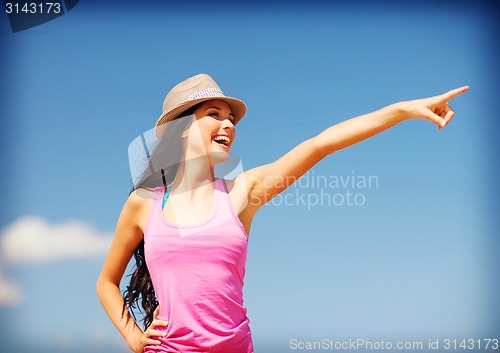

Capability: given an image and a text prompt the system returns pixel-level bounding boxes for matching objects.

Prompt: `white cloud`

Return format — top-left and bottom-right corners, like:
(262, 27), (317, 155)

(0, 266), (23, 305)
(1, 216), (113, 264)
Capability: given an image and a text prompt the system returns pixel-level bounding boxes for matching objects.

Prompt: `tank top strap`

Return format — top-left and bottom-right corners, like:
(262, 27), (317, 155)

(153, 186), (165, 201)
(214, 177), (247, 234)
(215, 178), (233, 204)
(214, 177), (224, 194)
(144, 186), (164, 240)
(211, 178), (226, 214)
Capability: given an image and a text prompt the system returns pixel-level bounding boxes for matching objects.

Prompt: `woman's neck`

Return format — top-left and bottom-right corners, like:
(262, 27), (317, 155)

(170, 155), (215, 197)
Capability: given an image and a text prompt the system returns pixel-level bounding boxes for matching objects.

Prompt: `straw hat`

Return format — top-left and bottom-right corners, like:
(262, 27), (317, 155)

(155, 74), (247, 137)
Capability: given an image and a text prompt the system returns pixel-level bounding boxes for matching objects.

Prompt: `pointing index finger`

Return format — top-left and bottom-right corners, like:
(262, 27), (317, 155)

(440, 85), (469, 102)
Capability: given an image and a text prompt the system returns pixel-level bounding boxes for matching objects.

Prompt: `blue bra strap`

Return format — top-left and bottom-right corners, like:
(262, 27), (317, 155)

(162, 184), (171, 209)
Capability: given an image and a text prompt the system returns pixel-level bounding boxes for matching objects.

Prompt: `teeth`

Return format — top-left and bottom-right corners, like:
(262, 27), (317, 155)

(213, 135), (230, 146)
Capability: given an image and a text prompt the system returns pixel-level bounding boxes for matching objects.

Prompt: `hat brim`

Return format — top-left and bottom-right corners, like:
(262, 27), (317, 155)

(155, 96), (247, 137)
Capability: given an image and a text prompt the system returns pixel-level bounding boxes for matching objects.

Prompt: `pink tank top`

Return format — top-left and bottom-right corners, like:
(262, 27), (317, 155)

(143, 178), (253, 353)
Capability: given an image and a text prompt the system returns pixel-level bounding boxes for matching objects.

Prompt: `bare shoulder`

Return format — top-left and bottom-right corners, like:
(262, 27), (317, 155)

(229, 168), (261, 192)
(124, 187), (156, 233)
(222, 173), (261, 236)
(223, 171), (260, 214)
(133, 187), (156, 201)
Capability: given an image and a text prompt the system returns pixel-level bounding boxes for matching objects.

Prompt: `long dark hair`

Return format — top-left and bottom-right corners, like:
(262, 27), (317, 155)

(122, 104), (201, 329)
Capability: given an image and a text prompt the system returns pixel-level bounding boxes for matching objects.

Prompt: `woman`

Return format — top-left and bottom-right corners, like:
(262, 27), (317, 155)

(96, 74), (468, 353)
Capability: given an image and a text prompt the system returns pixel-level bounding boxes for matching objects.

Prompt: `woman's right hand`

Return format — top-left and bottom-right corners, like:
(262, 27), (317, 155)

(135, 306), (169, 352)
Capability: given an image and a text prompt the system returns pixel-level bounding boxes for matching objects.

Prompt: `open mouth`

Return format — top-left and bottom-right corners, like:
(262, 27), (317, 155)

(212, 134), (231, 149)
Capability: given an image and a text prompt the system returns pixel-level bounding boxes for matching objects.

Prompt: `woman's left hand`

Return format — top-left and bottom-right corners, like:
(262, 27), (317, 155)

(137, 306), (168, 352)
(398, 85), (469, 129)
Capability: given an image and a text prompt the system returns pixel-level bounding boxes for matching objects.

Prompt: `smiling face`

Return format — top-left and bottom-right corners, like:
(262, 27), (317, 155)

(183, 99), (236, 165)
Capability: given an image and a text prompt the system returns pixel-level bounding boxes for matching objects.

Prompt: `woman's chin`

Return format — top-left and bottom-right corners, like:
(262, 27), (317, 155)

(209, 151), (230, 164)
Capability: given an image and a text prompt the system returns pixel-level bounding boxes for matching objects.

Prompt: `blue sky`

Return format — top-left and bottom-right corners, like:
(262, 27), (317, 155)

(0, 1), (498, 352)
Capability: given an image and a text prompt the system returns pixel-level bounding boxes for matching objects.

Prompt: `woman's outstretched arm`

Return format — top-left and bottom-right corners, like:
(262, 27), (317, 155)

(243, 86), (469, 207)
